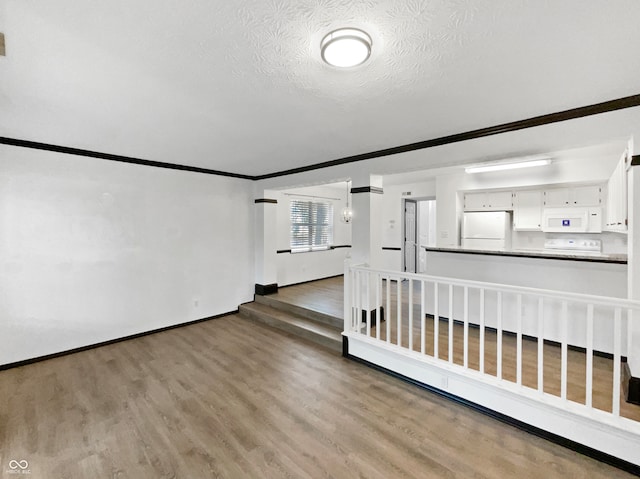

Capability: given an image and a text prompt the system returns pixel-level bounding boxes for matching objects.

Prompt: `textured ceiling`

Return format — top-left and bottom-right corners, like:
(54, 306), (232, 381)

(1, 0), (639, 176)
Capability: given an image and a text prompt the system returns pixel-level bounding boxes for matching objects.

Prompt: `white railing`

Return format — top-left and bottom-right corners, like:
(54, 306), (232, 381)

(344, 262), (640, 423)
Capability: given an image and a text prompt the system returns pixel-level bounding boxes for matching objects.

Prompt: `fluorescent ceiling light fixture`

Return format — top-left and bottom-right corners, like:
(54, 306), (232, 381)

(465, 158), (552, 174)
(321, 28), (372, 68)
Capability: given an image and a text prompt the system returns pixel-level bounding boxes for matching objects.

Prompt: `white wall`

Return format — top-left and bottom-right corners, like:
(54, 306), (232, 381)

(0, 144), (254, 366)
(273, 183), (352, 286)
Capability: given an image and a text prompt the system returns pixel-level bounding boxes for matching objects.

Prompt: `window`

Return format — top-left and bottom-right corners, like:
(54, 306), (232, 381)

(290, 200), (333, 252)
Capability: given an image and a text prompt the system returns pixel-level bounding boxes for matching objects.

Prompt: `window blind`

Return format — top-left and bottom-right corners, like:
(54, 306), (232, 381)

(290, 200), (333, 252)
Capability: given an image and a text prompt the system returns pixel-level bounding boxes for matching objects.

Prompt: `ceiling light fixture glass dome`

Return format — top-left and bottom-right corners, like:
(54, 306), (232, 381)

(321, 28), (372, 68)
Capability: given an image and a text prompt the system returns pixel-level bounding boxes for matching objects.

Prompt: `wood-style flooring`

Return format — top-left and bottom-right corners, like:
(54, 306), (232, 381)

(273, 276), (344, 319)
(0, 312), (636, 478)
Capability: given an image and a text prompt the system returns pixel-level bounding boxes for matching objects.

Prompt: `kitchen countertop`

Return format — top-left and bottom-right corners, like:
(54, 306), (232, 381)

(423, 246), (628, 264)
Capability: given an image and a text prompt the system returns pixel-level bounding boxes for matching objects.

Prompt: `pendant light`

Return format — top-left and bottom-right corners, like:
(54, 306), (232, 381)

(341, 180), (353, 223)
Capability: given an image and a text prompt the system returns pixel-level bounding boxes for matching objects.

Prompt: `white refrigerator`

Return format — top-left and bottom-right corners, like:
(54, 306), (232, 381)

(461, 211), (512, 251)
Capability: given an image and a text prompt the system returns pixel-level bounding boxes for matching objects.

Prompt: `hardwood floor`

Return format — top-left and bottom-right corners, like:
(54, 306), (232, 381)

(0, 315), (635, 478)
(273, 276), (344, 318)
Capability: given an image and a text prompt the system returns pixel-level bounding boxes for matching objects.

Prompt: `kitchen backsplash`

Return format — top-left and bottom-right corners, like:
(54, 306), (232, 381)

(512, 230), (627, 255)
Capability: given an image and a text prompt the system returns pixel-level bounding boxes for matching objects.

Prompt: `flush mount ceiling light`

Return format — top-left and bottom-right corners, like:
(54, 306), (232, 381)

(321, 28), (372, 68)
(465, 157), (552, 174)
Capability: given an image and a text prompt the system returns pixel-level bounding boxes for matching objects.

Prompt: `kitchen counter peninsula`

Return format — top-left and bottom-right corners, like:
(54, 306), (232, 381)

(423, 246), (627, 301)
(423, 246), (627, 264)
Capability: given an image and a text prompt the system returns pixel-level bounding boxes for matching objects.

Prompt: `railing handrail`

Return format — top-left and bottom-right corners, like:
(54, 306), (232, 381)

(349, 264), (640, 310)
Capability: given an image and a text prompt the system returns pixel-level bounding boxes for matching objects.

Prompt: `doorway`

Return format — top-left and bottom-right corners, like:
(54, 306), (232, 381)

(404, 200), (417, 273)
(403, 198), (436, 273)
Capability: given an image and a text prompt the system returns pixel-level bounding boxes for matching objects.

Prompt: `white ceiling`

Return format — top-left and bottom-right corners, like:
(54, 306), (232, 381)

(1, 0), (639, 177)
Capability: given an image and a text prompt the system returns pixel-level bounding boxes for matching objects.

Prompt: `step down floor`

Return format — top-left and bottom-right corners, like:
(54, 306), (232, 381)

(239, 300), (342, 353)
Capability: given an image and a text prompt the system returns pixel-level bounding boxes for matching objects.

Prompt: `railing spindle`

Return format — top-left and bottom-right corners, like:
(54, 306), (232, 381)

(586, 304), (594, 408)
(479, 288), (485, 374)
(421, 281), (426, 355)
(517, 294), (522, 386)
(355, 270), (361, 333)
(448, 284), (453, 364)
(434, 283), (439, 360)
(366, 273), (371, 337)
(561, 301), (568, 401)
(375, 273), (381, 341)
(497, 291), (503, 380)
(386, 276), (391, 344)
(397, 279), (402, 347)
(408, 279), (414, 351)
(628, 309), (633, 360)
(463, 286), (469, 369)
(343, 262), (350, 333)
(537, 297), (544, 394)
(613, 307), (622, 417)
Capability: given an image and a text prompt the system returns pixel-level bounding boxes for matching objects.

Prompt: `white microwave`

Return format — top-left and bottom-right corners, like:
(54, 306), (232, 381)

(541, 207), (602, 233)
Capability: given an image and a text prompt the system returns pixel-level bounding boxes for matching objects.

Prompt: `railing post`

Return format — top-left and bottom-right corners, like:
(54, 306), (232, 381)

(343, 259), (352, 334)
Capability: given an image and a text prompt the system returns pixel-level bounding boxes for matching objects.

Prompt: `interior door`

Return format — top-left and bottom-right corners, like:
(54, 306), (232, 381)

(404, 200), (417, 273)
(417, 199), (436, 273)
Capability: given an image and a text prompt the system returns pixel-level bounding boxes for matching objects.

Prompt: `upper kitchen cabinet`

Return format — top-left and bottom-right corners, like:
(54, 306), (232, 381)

(605, 149), (629, 232)
(513, 190), (542, 230)
(543, 185), (602, 207)
(463, 190), (513, 211)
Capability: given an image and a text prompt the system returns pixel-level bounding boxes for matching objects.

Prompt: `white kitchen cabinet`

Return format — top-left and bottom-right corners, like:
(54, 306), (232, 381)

(543, 188), (570, 207)
(463, 191), (513, 211)
(463, 192), (487, 210)
(543, 185), (601, 207)
(513, 190), (542, 230)
(605, 150), (628, 231)
(486, 191), (513, 209)
(572, 185), (602, 206)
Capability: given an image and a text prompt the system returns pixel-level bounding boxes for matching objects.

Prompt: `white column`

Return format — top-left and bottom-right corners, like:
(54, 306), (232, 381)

(350, 175), (384, 321)
(627, 161), (640, 377)
(350, 174), (383, 268)
(254, 193), (278, 295)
